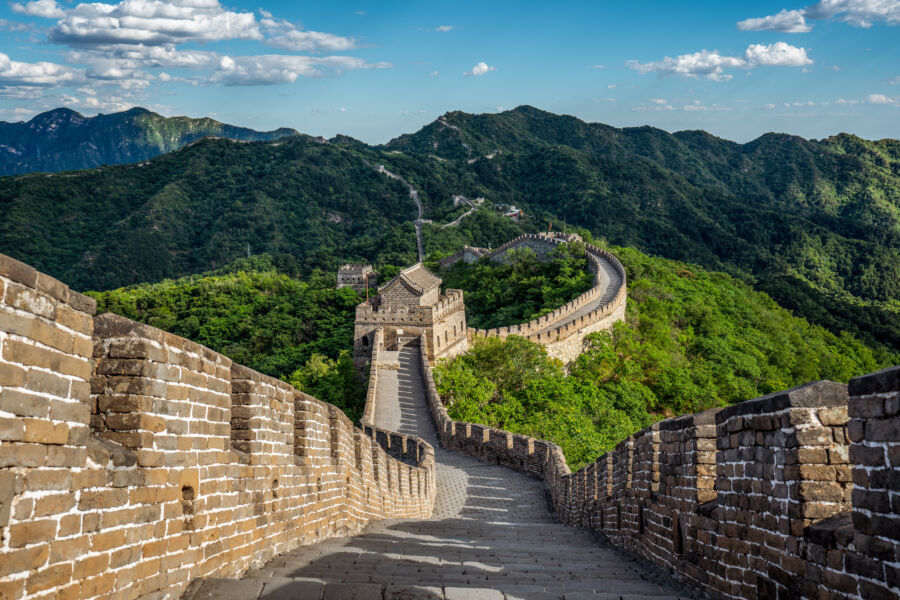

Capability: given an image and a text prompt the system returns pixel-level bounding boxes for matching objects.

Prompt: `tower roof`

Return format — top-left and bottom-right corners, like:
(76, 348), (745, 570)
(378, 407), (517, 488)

(383, 263), (441, 295)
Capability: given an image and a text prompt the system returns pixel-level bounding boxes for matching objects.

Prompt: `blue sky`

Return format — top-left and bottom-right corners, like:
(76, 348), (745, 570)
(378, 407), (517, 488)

(0, 0), (897, 143)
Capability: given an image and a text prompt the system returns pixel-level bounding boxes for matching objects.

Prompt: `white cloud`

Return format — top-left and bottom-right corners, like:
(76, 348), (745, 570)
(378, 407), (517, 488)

(867, 93), (898, 105)
(210, 54), (390, 85)
(650, 98), (667, 104)
(627, 42), (811, 81)
(738, 9), (811, 32)
(261, 17), (356, 52)
(435, 25), (452, 32)
(889, 76), (900, 84)
(588, 64), (606, 69)
(607, 84), (617, 89)
(429, 70), (438, 77)
(463, 61), (494, 77)
(764, 103), (776, 109)
(10, 0), (65, 19)
(0, 52), (82, 86)
(738, 1), (900, 32)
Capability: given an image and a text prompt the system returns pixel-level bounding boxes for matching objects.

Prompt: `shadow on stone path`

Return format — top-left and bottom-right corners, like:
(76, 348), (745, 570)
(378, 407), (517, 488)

(187, 347), (693, 600)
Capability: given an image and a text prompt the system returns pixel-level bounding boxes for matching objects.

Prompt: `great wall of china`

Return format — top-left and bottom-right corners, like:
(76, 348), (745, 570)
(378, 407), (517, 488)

(1, 241), (899, 599)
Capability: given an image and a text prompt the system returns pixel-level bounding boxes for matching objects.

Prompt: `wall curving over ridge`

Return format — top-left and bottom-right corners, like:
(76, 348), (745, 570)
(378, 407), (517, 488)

(421, 336), (900, 600)
(462, 234), (628, 363)
(0, 253), (435, 600)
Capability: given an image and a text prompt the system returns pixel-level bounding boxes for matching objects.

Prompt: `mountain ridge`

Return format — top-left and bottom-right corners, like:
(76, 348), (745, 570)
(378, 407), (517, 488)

(0, 105), (897, 349)
(0, 106), (298, 176)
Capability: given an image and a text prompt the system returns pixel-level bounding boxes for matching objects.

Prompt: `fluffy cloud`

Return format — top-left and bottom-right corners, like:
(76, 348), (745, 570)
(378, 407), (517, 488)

(211, 54), (389, 85)
(463, 61), (495, 77)
(261, 16), (356, 52)
(627, 42), (811, 81)
(48, 0), (261, 47)
(738, 1), (900, 32)
(738, 9), (811, 32)
(0, 52), (82, 86)
(10, 0), (65, 19)
(435, 25), (453, 32)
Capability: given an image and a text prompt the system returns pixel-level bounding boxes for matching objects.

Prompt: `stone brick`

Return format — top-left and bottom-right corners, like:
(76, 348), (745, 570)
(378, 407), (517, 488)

(0, 360), (26, 386)
(0, 544), (49, 577)
(8, 519), (58, 547)
(23, 418), (69, 444)
(26, 562), (73, 595)
(865, 418), (900, 442)
(0, 388), (50, 418)
(0, 254), (38, 288)
(0, 442), (47, 467)
(0, 416), (25, 441)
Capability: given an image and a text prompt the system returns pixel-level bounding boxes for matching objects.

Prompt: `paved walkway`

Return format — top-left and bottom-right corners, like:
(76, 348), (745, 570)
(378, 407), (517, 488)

(187, 347), (691, 600)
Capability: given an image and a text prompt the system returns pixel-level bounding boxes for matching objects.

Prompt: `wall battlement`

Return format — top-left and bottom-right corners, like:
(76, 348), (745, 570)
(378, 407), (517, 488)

(421, 335), (900, 600)
(0, 254), (435, 600)
(461, 234), (627, 362)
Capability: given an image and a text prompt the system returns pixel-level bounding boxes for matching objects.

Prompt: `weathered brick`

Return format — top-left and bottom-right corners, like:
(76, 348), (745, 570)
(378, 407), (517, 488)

(0, 416), (25, 441)
(865, 418), (900, 442)
(25, 469), (72, 491)
(0, 388), (50, 418)
(8, 519), (58, 547)
(0, 544), (49, 577)
(0, 254), (38, 288)
(26, 562), (73, 595)
(23, 418), (69, 445)
(73, 554), (109, 579)
(0, 360), (26, 386)
(33, 493), (76, 517)
(5, 282), (56, 319)
(0, 442), (47, 467)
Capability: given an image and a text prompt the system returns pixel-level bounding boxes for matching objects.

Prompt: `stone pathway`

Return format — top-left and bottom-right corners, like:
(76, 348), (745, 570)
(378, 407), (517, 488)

(187, 347), (692, 600)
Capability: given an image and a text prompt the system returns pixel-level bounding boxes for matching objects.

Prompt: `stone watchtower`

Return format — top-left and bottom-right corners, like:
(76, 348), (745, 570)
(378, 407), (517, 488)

(337, 264), (378, 294)
(354, 263), (468, 367)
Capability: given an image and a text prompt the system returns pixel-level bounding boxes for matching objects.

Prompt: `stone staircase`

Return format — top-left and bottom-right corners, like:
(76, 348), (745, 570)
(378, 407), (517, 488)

(186, 347), (693, 600)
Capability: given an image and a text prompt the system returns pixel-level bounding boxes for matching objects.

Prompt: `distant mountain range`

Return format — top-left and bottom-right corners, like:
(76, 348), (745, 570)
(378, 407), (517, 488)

(0, 105), (897, 349)
(0, 107), (298, 175)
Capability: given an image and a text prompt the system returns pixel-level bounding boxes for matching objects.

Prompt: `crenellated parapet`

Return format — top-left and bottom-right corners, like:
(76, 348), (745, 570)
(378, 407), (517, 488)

(420, 335), (900, 600)
(464, 234), (627, 362)
(0, 253), (436, 600)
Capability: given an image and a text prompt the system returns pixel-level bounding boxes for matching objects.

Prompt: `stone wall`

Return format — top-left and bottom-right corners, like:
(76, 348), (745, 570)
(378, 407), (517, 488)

(422, 340), (900, 600)
(0, 254), (435, 600)
(466, 234), (627, 363)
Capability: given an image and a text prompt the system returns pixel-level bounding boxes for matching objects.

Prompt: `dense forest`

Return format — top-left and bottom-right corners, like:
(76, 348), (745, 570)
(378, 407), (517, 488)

(1, 106), (897, 350)
(434, 244), (899, 469)
(87, 254), (367, 421)
(437, 241), (593, 328)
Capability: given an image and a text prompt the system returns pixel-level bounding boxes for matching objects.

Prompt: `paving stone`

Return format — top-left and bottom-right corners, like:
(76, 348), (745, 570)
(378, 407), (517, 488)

(322, 583), (384, 600)
(259, 578), (324, 600)
(384, 585), (443, 599)
(444, 587), (504, 600)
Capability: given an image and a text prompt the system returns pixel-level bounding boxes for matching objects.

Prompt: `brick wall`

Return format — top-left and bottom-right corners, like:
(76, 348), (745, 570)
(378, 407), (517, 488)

(467, 235), (627, 363)
(0, 254), (436, 600)
(423, 341), (900, 600)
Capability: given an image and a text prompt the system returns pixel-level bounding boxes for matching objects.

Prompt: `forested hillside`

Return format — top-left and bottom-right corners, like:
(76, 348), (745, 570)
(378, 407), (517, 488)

(1, 106), (897, 349)
(0, 107), (297, 176)
(87, 254), (367, 420)
(435, 245), (899, 469)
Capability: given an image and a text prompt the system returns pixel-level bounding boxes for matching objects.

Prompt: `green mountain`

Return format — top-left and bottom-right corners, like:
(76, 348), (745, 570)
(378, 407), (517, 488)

(0, 106), (897, 349)
(0, 107), (297, 175)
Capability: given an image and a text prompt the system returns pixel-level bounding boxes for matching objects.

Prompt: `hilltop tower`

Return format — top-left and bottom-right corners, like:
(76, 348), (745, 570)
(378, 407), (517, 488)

(354, 263), (467, 367)
(337, 263), (378, 294)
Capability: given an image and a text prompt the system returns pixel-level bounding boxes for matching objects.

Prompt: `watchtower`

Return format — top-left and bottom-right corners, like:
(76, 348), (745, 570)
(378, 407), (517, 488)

(354, 263), (468, 368)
